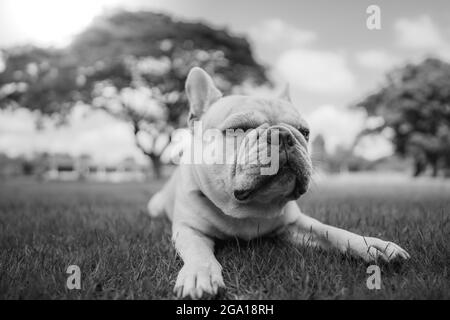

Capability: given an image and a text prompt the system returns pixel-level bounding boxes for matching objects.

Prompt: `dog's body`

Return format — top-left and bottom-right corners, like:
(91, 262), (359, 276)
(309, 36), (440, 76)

(148, 67), (410, 299)
(149, 166), (297, 240)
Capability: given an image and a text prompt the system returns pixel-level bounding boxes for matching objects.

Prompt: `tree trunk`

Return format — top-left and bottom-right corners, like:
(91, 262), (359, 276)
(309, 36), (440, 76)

(431, 160), (439, 177)
(413, 159), (426, 177)
(132, 120), (173, 180)
(149, 153), (163, 180)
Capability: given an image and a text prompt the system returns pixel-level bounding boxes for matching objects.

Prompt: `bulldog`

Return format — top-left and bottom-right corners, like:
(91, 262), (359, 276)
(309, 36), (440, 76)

(147, 67), (410, 299)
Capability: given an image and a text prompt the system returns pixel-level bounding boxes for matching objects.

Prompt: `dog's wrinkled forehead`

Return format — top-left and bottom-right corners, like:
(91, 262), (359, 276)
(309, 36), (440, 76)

(201, 95), (308, 130)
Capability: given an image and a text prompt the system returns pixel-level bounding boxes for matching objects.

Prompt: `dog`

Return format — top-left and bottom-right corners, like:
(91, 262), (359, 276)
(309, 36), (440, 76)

(148, 67), (410, 299)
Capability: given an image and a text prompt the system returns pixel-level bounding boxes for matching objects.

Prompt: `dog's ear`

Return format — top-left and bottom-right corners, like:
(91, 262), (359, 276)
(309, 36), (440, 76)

(278, 83), (292, 102)
(185, 67), (222, 127)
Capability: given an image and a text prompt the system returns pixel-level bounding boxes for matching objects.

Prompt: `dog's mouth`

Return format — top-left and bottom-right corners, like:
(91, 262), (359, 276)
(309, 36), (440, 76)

(233, 167), (306, 202)
(233, 173), (278, 201)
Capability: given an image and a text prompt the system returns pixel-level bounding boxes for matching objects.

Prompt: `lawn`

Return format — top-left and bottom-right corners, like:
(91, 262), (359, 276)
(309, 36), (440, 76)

(0, 174), (449, 299)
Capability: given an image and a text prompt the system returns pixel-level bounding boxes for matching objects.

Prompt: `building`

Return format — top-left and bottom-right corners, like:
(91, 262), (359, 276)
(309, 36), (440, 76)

(45, 154), (148, 182)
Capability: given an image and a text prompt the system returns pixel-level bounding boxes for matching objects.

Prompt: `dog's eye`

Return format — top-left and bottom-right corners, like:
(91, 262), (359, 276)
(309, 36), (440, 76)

(223, 126), (253, 134)
(298, 128), (310, 141)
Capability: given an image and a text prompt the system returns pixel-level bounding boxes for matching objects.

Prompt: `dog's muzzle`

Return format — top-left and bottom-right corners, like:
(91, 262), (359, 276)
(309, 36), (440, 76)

(233, 125), (312, 202)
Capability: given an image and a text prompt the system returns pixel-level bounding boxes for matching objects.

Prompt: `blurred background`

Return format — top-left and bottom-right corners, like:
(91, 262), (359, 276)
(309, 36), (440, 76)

(1, 0), (450, 182)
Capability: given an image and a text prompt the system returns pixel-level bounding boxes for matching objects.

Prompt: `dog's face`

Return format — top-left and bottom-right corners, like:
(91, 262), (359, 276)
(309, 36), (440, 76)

(185, 68), (312, 218)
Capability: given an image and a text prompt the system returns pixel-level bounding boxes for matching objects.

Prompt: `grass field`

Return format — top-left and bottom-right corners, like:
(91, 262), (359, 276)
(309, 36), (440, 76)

(0, 174), (449, 299)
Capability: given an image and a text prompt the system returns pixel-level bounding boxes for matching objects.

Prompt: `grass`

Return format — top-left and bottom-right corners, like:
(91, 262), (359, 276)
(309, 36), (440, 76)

(0, 174), (449, 299)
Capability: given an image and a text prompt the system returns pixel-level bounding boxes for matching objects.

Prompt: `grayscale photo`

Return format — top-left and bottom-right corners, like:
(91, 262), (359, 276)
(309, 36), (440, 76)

(0, 0), (449, 304)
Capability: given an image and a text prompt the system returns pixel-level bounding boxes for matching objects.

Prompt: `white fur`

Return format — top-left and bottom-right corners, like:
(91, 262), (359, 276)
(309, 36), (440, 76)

(147, 68), (410, 299)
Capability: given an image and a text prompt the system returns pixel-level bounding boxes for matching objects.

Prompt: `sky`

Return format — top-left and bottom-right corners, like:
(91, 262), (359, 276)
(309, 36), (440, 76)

(1, 0), (450, 163)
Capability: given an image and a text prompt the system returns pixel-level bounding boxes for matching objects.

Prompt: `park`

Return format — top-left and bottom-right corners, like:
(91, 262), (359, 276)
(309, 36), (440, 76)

(1, 3), (449, 300)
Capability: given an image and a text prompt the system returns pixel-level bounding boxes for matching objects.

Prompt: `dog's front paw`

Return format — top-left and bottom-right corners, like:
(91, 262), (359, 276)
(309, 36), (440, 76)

(174, 262), (225, 299)
(348, 237), (410, 262)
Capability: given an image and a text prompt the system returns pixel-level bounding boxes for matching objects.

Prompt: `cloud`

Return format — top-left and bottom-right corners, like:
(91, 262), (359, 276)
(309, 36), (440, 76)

(249, 19), (316, 47)
(355, 49), (398, 71)
(394, 15), (450, 62)
(306, 105), (365, 153)
(276, 49), (356, 95)
(395, 15), (446, 50)
(306, 105), (395, 160)
(0, 106), (146, 164)
(0, 51), (5, 73)
(0, 0), (125, 47)
(354, 135), (393, 161)
(248, 19), (316, 62)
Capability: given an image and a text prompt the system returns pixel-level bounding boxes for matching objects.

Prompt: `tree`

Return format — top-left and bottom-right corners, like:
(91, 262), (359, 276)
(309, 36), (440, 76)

(0, 46), (81, 126)
(354, 58), (450, 177)
(0, 11), (268, 178)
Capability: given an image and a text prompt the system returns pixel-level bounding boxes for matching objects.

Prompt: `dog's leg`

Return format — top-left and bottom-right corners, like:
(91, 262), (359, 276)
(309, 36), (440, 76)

(283, 201), (410, 262)
(172, 224), (225, 299)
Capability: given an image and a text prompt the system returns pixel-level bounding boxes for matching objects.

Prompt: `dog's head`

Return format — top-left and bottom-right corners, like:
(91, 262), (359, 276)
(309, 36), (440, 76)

(184, 67), (312, 218)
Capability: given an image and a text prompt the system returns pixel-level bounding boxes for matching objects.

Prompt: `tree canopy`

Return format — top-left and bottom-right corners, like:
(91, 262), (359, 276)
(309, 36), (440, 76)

(355, 58), (450, 176)
(0, 10), (269, 177)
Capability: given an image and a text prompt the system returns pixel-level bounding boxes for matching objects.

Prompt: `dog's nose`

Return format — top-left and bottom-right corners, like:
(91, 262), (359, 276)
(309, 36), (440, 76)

(233, 189), (251, 201)
(266, 128), (295, 149)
